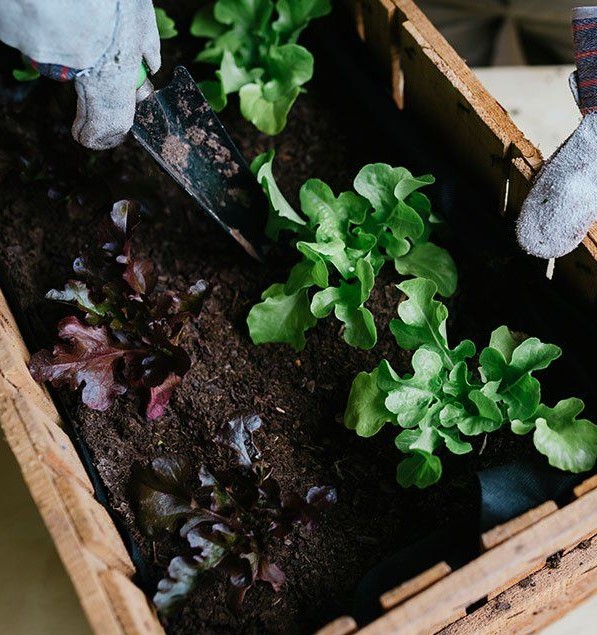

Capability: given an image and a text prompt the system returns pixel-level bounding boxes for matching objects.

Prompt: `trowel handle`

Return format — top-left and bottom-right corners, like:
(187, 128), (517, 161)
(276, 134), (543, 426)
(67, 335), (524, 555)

(136, 64), (154, 103)
(572, 6), (597, 114)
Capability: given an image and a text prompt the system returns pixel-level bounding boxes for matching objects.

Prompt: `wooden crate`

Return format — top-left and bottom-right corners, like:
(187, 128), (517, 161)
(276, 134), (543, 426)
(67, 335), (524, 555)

(1, 2), (597, 635)
(343, 0), (597, 305)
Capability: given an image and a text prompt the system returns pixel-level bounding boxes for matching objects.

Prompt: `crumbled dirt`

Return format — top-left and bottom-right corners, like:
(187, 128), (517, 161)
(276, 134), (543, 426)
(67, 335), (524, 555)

(0, 14), (588, 635)
(161, 134), (191, 169)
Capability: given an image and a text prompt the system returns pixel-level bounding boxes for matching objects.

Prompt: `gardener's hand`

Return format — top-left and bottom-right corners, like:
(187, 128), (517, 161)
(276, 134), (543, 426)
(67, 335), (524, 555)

(0, 0), (161, 150)
(516, 6), (597, 258)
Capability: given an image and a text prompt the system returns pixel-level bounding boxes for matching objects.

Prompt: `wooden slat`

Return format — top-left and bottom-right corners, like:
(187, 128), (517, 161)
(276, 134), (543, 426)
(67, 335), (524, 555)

(346, 0), (365, 40)
(358, 486), (597, 635)
(314, 615), (358, 635)
(360, 0), (399, 91)
(487, 558), (547, 602)
(0, 294), (59, 422)
(0, 288), (165, 635)
(440, 537), (597, 634)
(505, 156), (535, 219)
(381, 561), (451, 610)
(482, 502), (559, 600)
(574, 474), (597, 499)
(482, 501), (558, 551)
(102, 569), (164, 635)
(12, 394), (93, 492)
(55, 476), (135, 575)
(362, 0), (404, 107)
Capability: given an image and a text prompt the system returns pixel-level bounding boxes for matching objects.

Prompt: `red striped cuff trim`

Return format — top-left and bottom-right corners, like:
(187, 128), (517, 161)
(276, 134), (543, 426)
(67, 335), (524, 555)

(576, 49), (597, 60)
(573, 21), (597, 32)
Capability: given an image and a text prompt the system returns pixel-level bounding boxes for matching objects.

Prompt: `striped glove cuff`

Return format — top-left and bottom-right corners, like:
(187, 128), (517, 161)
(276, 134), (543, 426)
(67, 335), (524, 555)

(26, 56), (80, 82)
(573, 6), (597, 114)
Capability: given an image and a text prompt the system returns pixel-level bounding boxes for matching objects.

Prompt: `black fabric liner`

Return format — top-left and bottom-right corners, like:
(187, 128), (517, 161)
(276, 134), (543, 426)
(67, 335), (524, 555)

(353, 462), (584, 626)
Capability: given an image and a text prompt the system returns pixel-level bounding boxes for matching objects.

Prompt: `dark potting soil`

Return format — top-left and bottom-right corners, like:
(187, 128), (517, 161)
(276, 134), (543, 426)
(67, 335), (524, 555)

(0, 20), (574, 635)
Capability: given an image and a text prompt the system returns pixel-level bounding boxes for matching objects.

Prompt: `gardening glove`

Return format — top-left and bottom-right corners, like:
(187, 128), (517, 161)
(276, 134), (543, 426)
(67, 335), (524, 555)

(516, 6), (597, 259)
(0, 0), (161, 150)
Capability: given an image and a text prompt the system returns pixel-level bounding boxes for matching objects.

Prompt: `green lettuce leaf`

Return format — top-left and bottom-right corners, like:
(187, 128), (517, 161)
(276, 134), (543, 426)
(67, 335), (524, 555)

(532, 399), (597, 472)
(389, 278), (474, 367)
(395, 427), (443, 488)
(344, 368), (395, 437)
(155, 7), (178, 39)
(394, 242), (458, 297)
(479, 326), (561, 420)
(273, 0), (332, 41)
(191, 0), (326, 133)
(385, 349), (445, 428)
(311, 258), (376, 349)
(251, 150), (307, 240)
(247, 284), (316, 351)
(240, 83), (301, 135)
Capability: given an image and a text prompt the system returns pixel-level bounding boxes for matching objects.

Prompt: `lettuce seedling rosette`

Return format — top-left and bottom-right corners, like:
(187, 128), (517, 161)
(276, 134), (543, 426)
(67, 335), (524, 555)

(247, 153), (458, 350)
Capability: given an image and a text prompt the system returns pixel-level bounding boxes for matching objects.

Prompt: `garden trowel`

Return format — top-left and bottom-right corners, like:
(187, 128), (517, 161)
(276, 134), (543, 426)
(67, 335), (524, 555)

(132, 65), (269, 261)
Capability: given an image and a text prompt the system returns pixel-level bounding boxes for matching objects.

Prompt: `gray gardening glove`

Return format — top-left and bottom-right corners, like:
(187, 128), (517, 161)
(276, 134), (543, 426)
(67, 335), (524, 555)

(0, 0), (161, 150)
(516, 6), (597, 259)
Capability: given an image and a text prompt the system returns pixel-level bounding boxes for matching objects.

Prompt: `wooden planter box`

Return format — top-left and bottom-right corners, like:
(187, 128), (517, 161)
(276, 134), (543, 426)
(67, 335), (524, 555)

(2, 1), (597, 634)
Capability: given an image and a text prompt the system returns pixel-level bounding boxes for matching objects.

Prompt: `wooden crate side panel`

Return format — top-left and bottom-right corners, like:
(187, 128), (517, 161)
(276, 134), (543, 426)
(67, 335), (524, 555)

(390, 0), (541, 168)
(439, 537), (597, 635)
(0, 296), (59, 423)
(555, 237), (597, 305)
(506, 156), (534, 220)
(0, 290), (164, 635)
(358, 487), (597, 635)
(398, 21), (510, 206)
(0, 393), (124, 635)
(343, 0), (365, 39)
(360, 0), (395, 79)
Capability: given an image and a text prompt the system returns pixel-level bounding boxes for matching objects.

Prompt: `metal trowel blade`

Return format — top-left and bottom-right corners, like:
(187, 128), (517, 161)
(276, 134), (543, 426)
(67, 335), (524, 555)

(132, 66), (269, 261)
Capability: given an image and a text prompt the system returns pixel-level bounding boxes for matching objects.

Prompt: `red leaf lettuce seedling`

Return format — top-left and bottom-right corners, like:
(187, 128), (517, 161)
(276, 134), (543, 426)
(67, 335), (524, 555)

(344, 277), (597, 488)
(190, 0), (332, 134)
(132, 415), (336, 613)
(247, 152), (458, 350)
(29, 200), (207, 419)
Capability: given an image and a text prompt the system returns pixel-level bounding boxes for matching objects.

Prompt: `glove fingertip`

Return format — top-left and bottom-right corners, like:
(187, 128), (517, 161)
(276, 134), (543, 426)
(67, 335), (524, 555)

(144, 50), (162, 76)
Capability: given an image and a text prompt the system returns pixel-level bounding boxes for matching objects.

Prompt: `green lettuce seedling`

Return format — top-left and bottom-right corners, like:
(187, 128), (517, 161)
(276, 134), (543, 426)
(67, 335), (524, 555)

(190, 0), (332, 134)
(344, 277), (597, 488)
(247, 153), (457, 350)
(155, 7), (178, 40)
